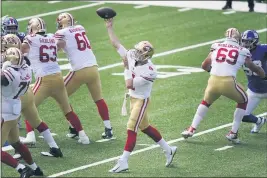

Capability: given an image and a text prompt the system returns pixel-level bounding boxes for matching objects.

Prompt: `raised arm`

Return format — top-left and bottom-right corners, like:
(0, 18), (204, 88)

(105, 18), (122, 50)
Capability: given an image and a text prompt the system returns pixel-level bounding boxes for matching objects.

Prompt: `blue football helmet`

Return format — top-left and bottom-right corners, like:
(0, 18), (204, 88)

(241, 30), (259, 50)
(2, 17), (19, 34)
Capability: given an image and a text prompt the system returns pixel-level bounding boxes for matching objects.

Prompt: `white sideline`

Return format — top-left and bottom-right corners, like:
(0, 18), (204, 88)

(16, 2), (105, 22)
(48, 112), (267, 177)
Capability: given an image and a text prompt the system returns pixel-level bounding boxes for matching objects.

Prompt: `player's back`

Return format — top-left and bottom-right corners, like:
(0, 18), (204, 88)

(244, 44), (267, 93)
(2, 64), (32, 100)
(55, 25), (97, 71)
(24, 33), (60, 78)
(210, 40), (251, 77)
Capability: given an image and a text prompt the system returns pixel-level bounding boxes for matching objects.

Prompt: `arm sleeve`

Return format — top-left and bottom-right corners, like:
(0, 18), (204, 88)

(23, 35), (32, 45)
(210, 43), (217, 52)
(54, 30), (65, 40)
(117, 44), (128, 58)
(133, 70), (157, 88)
(133, 76), (150, 88)
(2, 68), (15, 85)
(1, 73), (9, 86)
(240, 48), (252, 58)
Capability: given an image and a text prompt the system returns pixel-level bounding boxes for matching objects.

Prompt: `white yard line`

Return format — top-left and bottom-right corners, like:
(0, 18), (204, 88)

(48, 113), (267, 177)
(215, 146), (233, 151)
(178, 7), (193, 12)
(134, 4), (150, 9)
(48, 1), (62, 4)
(223, 11), (236, 15)
(17, 2), (105, 22)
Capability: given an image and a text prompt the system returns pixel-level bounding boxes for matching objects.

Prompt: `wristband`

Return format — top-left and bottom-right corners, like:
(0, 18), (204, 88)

(124, 69), (132, 80)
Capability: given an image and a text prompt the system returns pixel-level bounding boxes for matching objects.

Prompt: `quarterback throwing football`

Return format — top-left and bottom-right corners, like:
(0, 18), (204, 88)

(105, 18), (177, 173)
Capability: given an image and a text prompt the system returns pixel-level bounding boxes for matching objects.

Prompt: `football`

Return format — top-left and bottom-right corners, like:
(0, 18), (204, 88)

(96, 7), (117, 19)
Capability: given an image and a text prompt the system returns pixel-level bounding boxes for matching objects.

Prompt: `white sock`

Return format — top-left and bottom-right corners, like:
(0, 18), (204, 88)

(191, 104), (209, 129)
(79, 130), (86, 137)
(16, 164), (25, 171)
(232, 108), (246, 133)
(28, 162), (37, 170)
(120, 150), (131, 161)
(26, 131), (36, 140)
(41, 129), (59, 148)
(103, 120), (111, 129)
(157, 138), (171, 154)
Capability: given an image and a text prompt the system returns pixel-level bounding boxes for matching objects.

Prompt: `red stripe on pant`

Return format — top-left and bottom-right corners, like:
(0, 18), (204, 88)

(64, 72), (74, 86)
(134, 98), (149, 132)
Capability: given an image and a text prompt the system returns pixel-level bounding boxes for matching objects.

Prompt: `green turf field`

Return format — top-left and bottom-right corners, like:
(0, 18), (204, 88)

(2, 1), (267, 177)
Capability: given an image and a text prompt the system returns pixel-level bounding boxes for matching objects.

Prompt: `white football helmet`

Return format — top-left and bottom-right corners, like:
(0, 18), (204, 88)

(27, 17), (46, 34)
(1, 34), (21, 52)
(225, 28), (241, 44)
(4, 47), (24, 67)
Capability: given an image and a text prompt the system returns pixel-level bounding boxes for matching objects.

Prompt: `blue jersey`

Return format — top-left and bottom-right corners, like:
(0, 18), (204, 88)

(1, 31), (25, 42)
(243, 44), (267, 93)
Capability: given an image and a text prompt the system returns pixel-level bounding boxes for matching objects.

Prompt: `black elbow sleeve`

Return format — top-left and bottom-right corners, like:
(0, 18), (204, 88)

(1, 74), (9, 86)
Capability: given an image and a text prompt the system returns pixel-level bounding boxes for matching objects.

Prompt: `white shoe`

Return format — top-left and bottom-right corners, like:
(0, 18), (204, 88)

(109, 158), (129, 173)
(251, 117), (266, 133)
(78, 135), (90, 145)
(165, 146), (177, 167)
(181, 127), (195, 139)
(226, 131), (240, 144)
(13, 153), (21, 160)
(21, 131), (36, 146)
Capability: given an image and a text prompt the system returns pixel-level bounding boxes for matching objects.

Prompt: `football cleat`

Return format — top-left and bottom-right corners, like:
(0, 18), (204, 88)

(102, 127), (113, 139)
(21, 131), (36, 147)
(251, 117), (266, 133)
(66, 127), (78, 139)
(13, 150), (22, 160)
(33, 167), (44, 176)
(41, 147), (63, 158)
(78, 135), (90, 145)
(165, 146), (177, 167)
(181, 126), (196, 139)
(18, 166), (33, 178)
(226, 131), (240, 144)
(109, 158), (129, 173)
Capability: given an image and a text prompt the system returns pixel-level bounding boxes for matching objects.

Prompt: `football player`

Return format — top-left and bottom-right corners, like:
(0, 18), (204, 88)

(2, 16), (26, 42)
(2, 16), (26, 129)
(181, 28), (265, 143)
(2, 34), (63, 158)
(55, 12), (113, 139)
(1, 47), (43, 177)
(21, 17), (90, 144)
(241, 30), (267, 133)
(105, 18), (177, 173)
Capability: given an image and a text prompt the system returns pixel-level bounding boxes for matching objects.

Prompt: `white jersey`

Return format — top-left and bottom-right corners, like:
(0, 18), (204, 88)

(55, 25), (97, 71)
(24, 33), (61, 78)
(117, 45), (157, 99)
(210, 39), (251, 77)
(1, 64), (32, 121)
